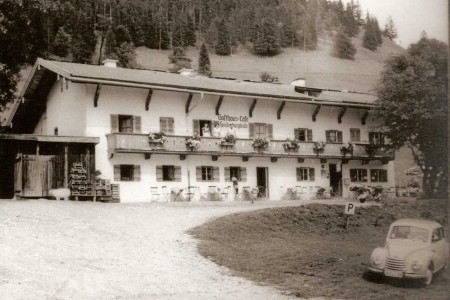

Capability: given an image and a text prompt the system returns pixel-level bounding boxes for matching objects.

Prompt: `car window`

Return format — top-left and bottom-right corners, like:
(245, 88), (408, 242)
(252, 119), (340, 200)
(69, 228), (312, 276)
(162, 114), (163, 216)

(390, 226), (429, 242)
(432, 228), (443, 243)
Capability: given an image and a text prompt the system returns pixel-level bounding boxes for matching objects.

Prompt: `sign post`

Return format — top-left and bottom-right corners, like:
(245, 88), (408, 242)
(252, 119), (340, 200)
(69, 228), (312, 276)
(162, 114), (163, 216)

(344, 202), (356, 229)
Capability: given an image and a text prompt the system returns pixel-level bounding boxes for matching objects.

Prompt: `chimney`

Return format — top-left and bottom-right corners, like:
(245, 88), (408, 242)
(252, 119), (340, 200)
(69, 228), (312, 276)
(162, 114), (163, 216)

(102, 59), (118, 68)
(290, 78), (306, 87)
(178, 68), (196, 76)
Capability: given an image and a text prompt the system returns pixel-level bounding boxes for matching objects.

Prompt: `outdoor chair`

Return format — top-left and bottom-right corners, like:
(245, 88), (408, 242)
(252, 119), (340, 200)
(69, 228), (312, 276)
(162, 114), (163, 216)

(220, 186), (232, 201)
(161, 186), (170, 202)
(207, 186), (220, 201)
(150, 187), (160, 202)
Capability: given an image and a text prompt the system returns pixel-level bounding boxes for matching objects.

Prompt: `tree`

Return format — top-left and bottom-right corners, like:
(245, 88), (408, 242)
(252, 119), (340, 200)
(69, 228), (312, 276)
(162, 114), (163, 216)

(374, 37), (448, 198)
(114, 42), (137, 69)
(331, 30), (356, 60)
(215, 19), (231, 56)
(198, 42), (212, 76)
(53, 27), (71, 57)
(383, 16), (398, 41)
(362, 17), (381, 51)
(253, 17), (281, 56)
(168, 46), (192, 72)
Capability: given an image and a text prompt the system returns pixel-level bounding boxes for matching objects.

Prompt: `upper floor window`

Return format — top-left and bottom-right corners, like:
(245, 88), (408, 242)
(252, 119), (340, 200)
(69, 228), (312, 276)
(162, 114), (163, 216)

(160, 117), (174, 134)
(350, 128), (361, 142)
(114, 165), (141, 181)
(111, 114), (141, 133)
(296, 167), (315, 181)
(369, 132), (385, 145)
(326, 130), (343, 143)
(350, 169), (368, 182)
(193, 119), (217, 137)
(295, 128), (313, 141)
(249, 123), (273, 139)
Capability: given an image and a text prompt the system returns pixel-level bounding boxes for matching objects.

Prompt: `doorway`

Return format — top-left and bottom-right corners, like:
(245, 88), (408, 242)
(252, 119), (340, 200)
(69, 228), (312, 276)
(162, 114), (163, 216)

(256, 167), (269, 198)
(329, 163), (342, 196)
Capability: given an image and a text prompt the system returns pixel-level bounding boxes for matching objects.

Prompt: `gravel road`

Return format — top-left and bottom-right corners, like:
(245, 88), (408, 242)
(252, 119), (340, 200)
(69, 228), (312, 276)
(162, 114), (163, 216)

(0, 199), (339, 300)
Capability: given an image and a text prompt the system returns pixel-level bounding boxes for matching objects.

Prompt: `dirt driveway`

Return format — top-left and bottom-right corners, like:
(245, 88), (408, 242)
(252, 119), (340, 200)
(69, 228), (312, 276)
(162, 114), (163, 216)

(0, 199), (345, 300)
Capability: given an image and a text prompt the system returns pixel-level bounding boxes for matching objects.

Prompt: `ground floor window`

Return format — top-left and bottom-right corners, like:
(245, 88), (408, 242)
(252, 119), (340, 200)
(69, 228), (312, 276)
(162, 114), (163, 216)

(224, 166), (247, 182)
(156, 165), (182, 182)
(370, 169), (388, 182)
(114, 165), (141, 181)
(296, 167), (315, 181)
(196, 166), (219, 182)
(350, 169), (368, 182)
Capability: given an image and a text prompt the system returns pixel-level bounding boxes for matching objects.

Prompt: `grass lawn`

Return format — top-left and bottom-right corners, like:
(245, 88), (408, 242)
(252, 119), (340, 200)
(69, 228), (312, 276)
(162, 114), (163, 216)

(189, 200), (449, 299)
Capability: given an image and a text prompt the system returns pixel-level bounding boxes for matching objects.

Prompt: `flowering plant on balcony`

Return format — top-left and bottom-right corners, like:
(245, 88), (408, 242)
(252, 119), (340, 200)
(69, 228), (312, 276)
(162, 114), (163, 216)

(365, 142), (378, 157)
(220, 134), (237, 146)
(148, 131), (167, 143)
(252, 137), (270, 149)
(340, 142), (354, 156)
(313, 141), (326, 153)
(282, 138), (300, 151)
(185, 135), (201, 151)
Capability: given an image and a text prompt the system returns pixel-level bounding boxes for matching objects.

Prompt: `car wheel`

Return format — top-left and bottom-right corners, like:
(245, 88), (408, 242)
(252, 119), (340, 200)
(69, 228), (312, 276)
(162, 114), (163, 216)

(360, 198), (366, 203)
(423, 264), (433, 286)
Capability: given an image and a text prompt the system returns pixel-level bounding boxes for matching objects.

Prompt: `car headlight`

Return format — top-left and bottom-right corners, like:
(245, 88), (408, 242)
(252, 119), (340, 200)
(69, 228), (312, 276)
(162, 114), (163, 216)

(371, 255), (383, 266)
(411, 260), (422, 271)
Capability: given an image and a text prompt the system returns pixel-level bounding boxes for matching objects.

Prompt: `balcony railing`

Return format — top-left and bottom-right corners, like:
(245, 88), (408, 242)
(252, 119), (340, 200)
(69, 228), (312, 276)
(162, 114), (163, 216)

(106, 133), (394, 160)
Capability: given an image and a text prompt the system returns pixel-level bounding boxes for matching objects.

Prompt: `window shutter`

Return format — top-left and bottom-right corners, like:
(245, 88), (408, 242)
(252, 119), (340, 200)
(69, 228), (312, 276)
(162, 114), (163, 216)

(325, 130), (330, 142)
(294, 129), (300, 140)
(133, 116), (142, 133)
(133, 165), (141, 181)
(174, 166), (182, 182)
(307, 129), (313, 141)
(249, 123), (255, 139)
(156, 166), (163, 182)
(193, 120), (200, 135)
(296, 168), (301, 181)
(114, 165), (120, 181)
(168, 117), (174, 134)
(338, 131), (343, 143)
(240, 167), (247, 182)
(267, 124), (273, 139)
(309, 168), (315, 181)
(111, 115), (119, 133)
(159, 118), (165, 133)
(224, 167), (230, 181)
(213, 166), (219, 182)
(196, 166), (202, 181)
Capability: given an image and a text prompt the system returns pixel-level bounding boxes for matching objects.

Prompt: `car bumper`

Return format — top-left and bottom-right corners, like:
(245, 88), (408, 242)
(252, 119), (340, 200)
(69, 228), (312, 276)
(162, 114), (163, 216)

(368, 267), (426, 279)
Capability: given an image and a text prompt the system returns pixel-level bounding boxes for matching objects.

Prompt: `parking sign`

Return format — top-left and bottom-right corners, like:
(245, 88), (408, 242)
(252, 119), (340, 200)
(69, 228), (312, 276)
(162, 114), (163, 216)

(345, 202), (356, 215)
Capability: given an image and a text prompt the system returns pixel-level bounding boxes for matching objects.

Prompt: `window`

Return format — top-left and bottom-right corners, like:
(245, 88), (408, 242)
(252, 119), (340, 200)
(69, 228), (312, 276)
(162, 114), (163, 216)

(160, 117), (174, 134)
(111, 115), (141, 133)
(350, 169), (368, 182)
(350, 128), (360, 142)
(295, 128), (313, 141)
(296, 167), (315, 181)
(196, 166), (219, 182)
(326, 130), (343, 143)
(156, 165), (181, 182)
(193, 119), (215, 137)
(432, 228), (443, 243)
(114, 165), (141, 181)
(249, 123), (273, 139)
(370, 169), (388, 182)
(225, 166), (247, 182)
(369, 132), (385, 145)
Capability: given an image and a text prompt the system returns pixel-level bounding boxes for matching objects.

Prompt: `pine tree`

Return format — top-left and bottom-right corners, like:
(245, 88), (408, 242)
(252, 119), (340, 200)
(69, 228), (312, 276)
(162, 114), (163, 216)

(114, 25), (132, 46)
(168, 47), (192, 72)
(114, 42), (137, 68)
(104, 29), (117, 58)
(53, 27), (71, 57)
(383, 16), (398, 41)
(186, 15), (197, 46)
(332, 30), (356, 60)
(362, 23), (378, 51)
(215, 19), (231, 55)
(198, 42), (212, 76)
(253, 17), (281, 56)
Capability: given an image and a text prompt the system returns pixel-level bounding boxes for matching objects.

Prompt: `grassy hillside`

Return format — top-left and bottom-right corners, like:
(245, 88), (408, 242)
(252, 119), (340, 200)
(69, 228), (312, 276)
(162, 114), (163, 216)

(136, 33), (404, 93)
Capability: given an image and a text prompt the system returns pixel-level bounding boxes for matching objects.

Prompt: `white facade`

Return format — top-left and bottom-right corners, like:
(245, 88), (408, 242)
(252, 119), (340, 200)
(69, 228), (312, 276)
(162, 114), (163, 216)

(29, 72), (395, 203)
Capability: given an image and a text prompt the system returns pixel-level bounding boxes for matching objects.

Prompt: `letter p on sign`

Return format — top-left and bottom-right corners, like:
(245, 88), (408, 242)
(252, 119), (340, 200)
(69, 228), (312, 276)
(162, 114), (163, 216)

(345, 202), (356, 215)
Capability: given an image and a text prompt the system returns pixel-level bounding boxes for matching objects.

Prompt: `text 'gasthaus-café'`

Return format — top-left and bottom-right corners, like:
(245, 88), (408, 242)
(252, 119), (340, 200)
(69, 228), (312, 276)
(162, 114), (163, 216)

(0, 58), (396, 203)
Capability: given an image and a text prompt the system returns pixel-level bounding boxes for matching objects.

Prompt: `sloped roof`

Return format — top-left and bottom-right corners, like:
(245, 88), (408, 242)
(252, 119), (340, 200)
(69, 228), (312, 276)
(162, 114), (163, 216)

(7, 58), (377, 127)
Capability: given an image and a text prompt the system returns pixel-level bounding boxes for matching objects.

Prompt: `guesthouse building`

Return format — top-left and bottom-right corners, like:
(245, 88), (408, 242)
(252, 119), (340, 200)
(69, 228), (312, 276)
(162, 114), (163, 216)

(0, 58), (395, 202)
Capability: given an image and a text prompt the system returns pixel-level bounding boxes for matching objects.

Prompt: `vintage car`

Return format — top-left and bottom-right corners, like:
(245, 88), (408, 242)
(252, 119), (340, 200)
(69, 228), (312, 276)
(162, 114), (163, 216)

(368, 218), (449, 285)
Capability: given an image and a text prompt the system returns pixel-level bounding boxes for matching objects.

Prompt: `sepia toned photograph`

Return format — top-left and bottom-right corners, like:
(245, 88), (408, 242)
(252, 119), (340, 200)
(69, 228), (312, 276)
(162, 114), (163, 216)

(0, 0), (448, 299)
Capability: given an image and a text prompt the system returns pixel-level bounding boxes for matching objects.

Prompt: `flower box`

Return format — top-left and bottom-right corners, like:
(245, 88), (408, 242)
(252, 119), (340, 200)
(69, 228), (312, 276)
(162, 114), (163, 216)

(185, 135), (201, 151)
(313, 141), (326, 154)
(340, 142), (354, 157)
(282, 139), (300, 152)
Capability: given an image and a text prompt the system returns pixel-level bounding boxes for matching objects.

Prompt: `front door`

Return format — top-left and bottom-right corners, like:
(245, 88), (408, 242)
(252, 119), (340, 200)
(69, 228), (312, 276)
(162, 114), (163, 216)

(256, 167), (268, 198)
(329, 163), (342, 196)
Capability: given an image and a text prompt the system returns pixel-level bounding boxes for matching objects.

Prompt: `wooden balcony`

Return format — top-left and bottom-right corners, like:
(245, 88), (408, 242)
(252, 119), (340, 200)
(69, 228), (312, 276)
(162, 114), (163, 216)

(106, 133), (395, 161)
